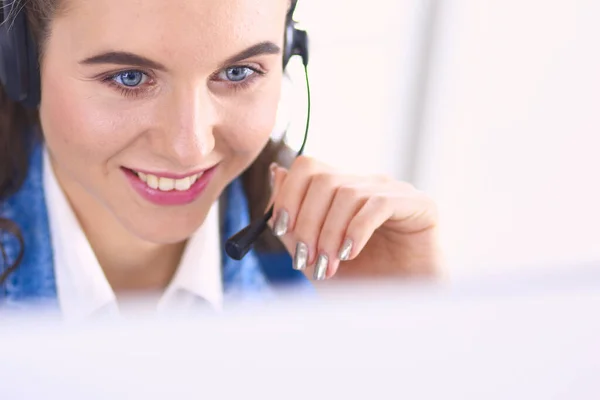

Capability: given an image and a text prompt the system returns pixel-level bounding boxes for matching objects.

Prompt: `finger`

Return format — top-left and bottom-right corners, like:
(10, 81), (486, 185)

(317, 181), (394, 279)
(316, 184), (368, 279)
(267, 163), (291, 239)
(344, 192), (433, 261)
(266, 164), (303, 259)
(270, 156), (331, 238)
(267, 161), (332, 278)
(291, 173), (356, 276)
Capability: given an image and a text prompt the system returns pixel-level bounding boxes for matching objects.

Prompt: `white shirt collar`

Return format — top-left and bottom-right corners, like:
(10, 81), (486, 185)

(43, 148), (223, 320)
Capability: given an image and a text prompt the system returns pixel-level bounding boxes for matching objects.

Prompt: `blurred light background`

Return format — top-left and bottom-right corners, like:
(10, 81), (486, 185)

(282, 0), (600, 275)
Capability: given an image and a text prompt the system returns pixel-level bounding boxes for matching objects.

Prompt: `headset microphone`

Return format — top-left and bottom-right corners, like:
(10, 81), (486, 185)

(225, 17), (310, 261)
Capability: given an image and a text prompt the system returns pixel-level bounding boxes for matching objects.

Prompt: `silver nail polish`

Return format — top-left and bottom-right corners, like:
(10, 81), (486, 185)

(273, 210), (289, 237)
(338, 238), (353, 261)
(314, 254), (329, 281)
(294, 242), (308, 270)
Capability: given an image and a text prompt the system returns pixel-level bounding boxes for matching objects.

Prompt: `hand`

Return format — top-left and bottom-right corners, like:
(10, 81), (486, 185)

(268, 156), (441, 281)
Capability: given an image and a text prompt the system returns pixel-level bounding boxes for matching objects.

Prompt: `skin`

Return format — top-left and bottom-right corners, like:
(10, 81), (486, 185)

(269, 161), (441, 282)
(37, 0), (440, 295)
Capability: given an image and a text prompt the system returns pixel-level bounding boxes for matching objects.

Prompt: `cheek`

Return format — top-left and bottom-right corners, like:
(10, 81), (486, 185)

(217, 86), (281, 158)
(39, 69), (139, 167)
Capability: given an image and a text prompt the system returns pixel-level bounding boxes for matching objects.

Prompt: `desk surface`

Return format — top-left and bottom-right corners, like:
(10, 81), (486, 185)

(1, 263), (599, 400)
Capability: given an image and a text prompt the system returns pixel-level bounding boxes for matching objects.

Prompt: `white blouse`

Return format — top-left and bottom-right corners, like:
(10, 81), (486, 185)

(42, 148), (223, 320)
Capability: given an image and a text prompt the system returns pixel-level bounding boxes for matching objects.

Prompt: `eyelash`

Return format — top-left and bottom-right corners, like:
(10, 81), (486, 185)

(101, 65), (266, 99)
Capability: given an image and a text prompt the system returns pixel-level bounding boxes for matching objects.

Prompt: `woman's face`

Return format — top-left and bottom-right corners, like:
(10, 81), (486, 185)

(39, 0), (288, 243)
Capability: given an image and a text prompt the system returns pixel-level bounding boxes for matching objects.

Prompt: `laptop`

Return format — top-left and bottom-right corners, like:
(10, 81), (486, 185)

(0, 262), (599, 400)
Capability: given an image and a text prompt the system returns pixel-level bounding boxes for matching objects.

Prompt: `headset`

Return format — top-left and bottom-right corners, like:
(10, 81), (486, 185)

(0, 0), (311, 261)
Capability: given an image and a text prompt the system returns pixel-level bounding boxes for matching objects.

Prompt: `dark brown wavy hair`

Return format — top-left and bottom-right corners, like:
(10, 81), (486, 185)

(0, 0), (292, 286)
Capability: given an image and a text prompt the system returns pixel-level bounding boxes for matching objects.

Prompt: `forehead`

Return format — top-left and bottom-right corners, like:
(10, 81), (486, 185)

(53, 0), (288, 64)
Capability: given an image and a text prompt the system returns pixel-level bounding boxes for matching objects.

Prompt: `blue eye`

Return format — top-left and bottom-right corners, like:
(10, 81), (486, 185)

(114, 71), (146, 87)
(222, 67), (254, 82)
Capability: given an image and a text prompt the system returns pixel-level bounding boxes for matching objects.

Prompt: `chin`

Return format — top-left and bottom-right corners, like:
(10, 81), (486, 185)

(118, 211), (209, 245)
(131, 223), (200, 244)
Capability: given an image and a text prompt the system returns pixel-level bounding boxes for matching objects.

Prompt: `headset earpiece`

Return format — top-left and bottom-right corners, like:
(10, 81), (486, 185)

(283, 1), (308, 69)
(283, 24), (309, 69)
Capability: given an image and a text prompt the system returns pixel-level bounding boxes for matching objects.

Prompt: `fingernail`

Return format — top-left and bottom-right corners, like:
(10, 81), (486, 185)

(273, 209), (289, 237)
(293, 242), (308, 270)
(338, 238), (353, 261)
(313, 254), (329, 281)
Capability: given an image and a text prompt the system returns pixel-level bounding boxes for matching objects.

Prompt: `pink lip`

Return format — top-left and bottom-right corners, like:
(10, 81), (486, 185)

(122, 165), (217, 206)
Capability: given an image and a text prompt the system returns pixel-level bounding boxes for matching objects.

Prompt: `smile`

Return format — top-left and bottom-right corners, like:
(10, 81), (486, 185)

(133, 170), (204, 192)
(122, 166), (218, 206)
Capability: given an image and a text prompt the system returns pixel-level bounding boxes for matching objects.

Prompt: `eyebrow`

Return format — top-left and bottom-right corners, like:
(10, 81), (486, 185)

(80, 52), (167, 71)
(220, 41), (281, 67)
(79, 41), (281, 71)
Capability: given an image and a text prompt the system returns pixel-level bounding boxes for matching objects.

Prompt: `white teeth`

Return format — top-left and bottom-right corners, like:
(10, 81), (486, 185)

(158, 177), (175, 191)
(135, 171), (201, 192)
(175, 177), (191, 191)
(146, 174), (159, 189)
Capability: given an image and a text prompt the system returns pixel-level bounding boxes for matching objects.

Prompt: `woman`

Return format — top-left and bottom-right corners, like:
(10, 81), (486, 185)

(0, 0), (441, 318)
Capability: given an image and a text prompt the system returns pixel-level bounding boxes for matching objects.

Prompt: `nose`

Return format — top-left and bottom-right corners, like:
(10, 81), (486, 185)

(154, 85), (217, 167)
